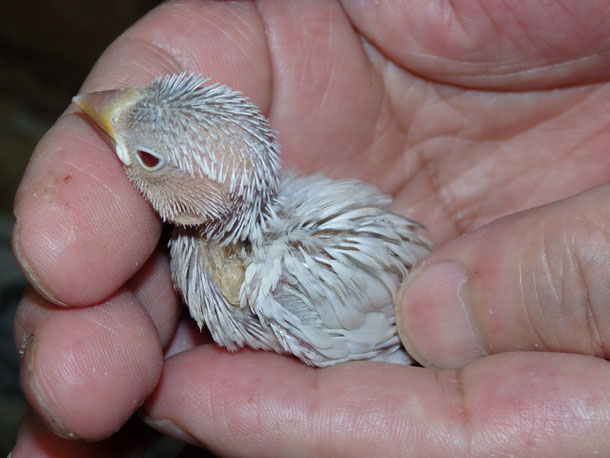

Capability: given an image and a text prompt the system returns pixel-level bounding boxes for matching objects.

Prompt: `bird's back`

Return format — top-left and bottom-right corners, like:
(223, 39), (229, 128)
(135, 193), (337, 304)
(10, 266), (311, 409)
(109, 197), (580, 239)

(242, 172), (432, 366)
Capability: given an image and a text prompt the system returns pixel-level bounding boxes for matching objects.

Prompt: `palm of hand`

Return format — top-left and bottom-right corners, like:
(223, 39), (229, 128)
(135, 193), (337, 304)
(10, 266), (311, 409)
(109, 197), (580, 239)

(271, 7), (606, 242)
(11, 1), (610, 456)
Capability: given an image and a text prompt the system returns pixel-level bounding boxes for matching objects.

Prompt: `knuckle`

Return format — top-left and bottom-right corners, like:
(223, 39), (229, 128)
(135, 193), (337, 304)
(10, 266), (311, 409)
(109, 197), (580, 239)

(524, 216), (610, 357)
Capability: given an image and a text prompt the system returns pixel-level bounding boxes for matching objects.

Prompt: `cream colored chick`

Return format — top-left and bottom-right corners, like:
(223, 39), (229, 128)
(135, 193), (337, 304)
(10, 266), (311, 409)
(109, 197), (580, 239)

(73, 73), (432, 367)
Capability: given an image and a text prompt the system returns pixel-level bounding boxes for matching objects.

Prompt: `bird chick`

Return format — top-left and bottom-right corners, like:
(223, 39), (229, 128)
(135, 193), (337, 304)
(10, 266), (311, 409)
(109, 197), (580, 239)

(73, 73), (432, 367)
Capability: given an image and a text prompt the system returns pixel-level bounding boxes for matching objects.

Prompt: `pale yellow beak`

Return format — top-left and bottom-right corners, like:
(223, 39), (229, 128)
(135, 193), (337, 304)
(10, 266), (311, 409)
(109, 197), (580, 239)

(72, 87), (140, 166)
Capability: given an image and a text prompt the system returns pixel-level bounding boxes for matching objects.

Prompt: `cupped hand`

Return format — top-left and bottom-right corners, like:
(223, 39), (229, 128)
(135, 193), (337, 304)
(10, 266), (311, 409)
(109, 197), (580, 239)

(11, 1), (610, 456)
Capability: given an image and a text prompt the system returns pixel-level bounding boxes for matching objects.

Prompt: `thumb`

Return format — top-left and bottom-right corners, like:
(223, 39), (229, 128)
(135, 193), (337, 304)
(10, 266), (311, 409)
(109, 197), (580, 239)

(396, 184), (610, 369)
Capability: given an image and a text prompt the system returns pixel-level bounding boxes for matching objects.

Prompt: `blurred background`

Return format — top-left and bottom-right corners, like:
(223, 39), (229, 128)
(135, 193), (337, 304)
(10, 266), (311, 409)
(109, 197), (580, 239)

(0, 1), (211, 455)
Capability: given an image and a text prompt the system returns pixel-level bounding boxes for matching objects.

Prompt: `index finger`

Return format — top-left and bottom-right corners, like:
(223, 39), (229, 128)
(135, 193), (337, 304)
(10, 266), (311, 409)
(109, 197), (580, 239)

(142, 347), (610, 456)
(12, 1), (271, 306)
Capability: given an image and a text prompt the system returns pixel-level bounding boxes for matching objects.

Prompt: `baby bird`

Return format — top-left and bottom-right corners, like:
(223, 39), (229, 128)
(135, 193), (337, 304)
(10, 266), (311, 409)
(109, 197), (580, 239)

(73, 73), (432, 367)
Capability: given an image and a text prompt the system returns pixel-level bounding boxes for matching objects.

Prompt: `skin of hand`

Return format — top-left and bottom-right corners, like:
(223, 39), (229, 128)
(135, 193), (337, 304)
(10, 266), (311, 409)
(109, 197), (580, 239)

(10, 0), (610, 456)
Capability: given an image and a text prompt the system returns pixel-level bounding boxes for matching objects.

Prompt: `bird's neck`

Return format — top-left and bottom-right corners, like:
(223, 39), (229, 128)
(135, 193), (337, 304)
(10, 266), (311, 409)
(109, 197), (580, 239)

(196, 193), (276, 247)
(193, 151), (283, 246)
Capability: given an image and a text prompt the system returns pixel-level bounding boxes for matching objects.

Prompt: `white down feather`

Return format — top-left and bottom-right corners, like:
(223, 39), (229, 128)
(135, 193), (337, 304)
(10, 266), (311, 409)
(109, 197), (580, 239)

(241, 172), (432, 366)
(170, 171), (432, 366)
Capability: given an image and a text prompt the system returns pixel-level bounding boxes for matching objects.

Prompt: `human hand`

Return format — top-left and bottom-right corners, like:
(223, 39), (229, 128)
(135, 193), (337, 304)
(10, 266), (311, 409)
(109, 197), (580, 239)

(11, 1), (610, 456)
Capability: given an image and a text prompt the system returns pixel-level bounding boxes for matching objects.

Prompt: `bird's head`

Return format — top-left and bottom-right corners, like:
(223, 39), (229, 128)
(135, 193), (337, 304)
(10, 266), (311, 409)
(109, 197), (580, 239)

(73, 73), (281, 243)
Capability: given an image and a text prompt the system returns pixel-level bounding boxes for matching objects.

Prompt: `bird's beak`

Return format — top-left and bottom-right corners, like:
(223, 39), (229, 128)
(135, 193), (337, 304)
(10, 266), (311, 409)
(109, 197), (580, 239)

(72, 87), (139, 166)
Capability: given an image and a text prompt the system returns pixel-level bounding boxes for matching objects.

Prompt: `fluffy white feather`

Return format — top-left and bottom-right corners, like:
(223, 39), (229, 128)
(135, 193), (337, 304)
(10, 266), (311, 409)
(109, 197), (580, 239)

(170, 171), (432, 366)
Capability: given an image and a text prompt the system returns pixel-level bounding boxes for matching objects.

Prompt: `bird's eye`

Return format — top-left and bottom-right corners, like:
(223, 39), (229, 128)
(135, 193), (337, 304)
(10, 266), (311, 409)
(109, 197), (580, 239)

(135, 147), (164, 171)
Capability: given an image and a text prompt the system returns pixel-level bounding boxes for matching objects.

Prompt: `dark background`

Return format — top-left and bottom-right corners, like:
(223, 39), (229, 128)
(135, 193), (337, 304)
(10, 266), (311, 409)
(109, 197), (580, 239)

(0, 1), (210, 455)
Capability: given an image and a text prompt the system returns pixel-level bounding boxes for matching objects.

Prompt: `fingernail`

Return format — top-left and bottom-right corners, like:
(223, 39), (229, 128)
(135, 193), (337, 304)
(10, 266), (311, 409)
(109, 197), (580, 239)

(23, 336), (79, 440)
(396, 261), (486, 369)
(141, 416), (201, 447)
(12, 223), (67, 307)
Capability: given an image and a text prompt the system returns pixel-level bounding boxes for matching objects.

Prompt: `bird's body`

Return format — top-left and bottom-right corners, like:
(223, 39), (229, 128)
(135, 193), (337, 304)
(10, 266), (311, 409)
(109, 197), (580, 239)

(171, 171), (431, 366)
(73, 73), (432, 367)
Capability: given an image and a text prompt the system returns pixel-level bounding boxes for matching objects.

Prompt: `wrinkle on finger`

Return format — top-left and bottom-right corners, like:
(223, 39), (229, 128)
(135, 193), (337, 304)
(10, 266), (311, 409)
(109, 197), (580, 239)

(77, 0), (272, 98)
(143, 347), (469, 456)
(13, 113), (162, 306)
(528, 203), (610, 357)
(144, 349), (610, 457)
(14, 289), (162, 441)
(343, 0), (610, 89)
(396, 184), (610, 369)
(79, 36), (185, 93)
(127, 248), (181, 347)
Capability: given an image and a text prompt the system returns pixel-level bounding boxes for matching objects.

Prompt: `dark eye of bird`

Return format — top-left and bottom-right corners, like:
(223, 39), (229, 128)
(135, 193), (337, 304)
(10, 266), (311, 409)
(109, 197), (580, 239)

(137, 149), (160, 169)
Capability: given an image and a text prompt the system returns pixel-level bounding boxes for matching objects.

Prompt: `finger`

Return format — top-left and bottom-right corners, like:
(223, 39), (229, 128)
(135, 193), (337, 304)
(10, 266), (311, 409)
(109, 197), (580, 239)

(127, 248), (181, 346)
(396, 184), (610, 369)
(142, 348), (610, 456)
(344, 0), (610, 89)
(11, 410), (157, 458)
(162, 313), (211, 360)
(12, 0), (271, 307)
(13, 289), (162, 441)
(80, 0), (271, 105)
(12, 112), (161, 307)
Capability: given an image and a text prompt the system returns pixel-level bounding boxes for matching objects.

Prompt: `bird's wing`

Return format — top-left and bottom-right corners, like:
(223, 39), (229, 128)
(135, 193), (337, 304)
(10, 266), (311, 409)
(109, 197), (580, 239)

(242, 173), (432, 366)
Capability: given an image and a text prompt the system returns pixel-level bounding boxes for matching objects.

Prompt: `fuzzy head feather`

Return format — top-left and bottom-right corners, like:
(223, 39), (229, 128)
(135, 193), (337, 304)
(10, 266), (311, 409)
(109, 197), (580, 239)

(73, 72), (281, 244)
